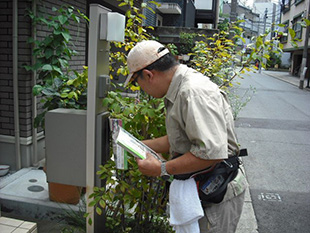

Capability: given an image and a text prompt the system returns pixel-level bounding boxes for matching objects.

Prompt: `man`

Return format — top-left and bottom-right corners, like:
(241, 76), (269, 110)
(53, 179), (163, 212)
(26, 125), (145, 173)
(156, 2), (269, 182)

(124, 40), (247, 233)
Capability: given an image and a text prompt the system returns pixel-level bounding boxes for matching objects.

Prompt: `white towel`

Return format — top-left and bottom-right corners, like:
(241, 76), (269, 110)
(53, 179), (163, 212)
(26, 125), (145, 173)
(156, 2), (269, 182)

(169, 178), (204, 233)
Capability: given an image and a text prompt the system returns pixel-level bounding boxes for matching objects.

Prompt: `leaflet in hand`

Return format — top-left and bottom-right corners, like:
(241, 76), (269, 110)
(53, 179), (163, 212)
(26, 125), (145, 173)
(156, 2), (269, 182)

(114, 127), (162, 161)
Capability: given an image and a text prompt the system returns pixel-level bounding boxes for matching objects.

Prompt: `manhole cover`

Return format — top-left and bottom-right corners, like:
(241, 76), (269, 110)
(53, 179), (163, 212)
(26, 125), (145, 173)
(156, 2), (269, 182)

(29, 179), (37, 183)
(28, 185), (44, 192)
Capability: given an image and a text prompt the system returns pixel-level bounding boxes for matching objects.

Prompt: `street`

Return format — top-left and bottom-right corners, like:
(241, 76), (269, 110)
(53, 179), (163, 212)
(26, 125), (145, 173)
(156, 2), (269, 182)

(234, 72), (310, 233)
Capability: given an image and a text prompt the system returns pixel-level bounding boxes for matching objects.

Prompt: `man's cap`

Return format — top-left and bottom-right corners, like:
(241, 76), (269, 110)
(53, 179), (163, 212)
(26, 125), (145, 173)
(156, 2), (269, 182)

(124, 40), (169, 86)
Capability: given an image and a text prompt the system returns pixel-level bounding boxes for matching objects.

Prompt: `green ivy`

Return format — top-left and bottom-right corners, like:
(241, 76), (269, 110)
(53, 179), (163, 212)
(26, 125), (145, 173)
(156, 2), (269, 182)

(25, 6), (89, 128)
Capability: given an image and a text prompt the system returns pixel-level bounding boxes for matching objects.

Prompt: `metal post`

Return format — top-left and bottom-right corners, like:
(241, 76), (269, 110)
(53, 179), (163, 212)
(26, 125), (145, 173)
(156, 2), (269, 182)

(259, 8), (268, 74)
(13, 0), (21, 170)
(299, 1), (310, 89)
(86, 4), (111, 232)
(271, 3), (276, 41)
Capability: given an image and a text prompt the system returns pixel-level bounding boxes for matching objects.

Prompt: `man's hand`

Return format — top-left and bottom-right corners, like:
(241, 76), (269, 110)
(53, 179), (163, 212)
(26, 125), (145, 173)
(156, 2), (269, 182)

(136, 153), (162, 177)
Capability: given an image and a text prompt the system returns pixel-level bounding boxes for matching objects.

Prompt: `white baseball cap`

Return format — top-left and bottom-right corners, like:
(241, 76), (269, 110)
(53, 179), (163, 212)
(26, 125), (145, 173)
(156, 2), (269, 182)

(124, 40), (169, 86)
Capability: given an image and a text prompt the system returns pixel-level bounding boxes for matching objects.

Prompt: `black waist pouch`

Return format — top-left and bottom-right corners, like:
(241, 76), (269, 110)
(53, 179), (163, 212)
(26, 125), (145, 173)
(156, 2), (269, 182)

(174, 156), (241, 205)
(196, 157), (240, 204)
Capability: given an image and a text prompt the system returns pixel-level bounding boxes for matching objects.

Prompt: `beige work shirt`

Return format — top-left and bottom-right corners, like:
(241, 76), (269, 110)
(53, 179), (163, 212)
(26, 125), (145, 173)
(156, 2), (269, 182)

(165, 64), (239, 159)
(164, 64), (247, 200)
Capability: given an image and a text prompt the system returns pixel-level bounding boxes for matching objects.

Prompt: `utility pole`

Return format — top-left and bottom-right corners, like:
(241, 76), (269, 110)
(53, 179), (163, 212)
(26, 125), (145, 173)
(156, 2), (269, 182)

(259, 8), (268, 73)
(271, 3), (276, 40)
(230, 0), (237, 22)
(263, 8), (267, 37)
(299, 1), (310, 89)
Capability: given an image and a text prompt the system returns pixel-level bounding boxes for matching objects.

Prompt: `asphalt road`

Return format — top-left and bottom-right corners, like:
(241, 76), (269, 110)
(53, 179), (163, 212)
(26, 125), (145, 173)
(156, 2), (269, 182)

(233, 72), (310, 233)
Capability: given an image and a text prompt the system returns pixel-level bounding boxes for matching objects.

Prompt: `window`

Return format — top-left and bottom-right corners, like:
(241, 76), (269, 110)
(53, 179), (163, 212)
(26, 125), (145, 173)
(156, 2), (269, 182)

(280, 21), (289, 43)
(281, 0), (290, 13)
(292, 15), (303, 39)
(195, 0), (213, 10)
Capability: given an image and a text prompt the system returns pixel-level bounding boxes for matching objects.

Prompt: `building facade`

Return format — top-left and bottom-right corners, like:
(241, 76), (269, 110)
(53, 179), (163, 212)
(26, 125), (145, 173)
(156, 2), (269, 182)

(221, 2), (260, 46)
(280, 0), (310, 77)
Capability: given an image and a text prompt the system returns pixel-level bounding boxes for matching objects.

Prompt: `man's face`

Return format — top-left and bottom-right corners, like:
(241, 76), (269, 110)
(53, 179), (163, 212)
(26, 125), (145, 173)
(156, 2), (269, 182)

(133, 70), (166, 98)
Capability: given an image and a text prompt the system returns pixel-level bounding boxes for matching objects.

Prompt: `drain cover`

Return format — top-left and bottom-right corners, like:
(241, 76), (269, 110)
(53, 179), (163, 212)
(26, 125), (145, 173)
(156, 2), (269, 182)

(28, 185), (44, 192)
(29, 179), (37, 183)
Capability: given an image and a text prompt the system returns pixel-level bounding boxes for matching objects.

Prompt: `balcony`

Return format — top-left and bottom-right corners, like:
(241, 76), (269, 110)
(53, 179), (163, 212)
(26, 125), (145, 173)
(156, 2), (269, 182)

(157, 3), (182, 14)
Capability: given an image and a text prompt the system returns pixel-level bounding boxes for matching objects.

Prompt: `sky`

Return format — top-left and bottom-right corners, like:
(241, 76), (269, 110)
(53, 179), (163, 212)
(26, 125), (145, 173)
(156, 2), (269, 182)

(238, 0), (281, 9)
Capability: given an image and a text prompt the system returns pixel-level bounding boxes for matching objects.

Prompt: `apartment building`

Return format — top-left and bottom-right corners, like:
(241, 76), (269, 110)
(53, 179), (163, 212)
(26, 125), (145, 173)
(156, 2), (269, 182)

(281, 0), (310, 76)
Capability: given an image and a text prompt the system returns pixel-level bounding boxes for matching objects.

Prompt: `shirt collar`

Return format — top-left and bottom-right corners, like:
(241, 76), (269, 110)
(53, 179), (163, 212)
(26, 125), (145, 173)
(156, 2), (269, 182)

(165, 64), (188, 104)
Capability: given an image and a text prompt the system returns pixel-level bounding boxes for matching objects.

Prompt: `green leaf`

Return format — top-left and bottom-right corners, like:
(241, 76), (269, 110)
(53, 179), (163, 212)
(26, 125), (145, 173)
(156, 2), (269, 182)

(54, 77), (62, 88)
(45, 48), (54, 59)
(96, 207), (102, 215)
(42, 88), (55, 96)
(88, 200), (97, 207)
(61, 31), (71, 42)
(289, 28), (296, 39)
(58, 15), (68, 24)
(42, 64), (53, 71)
(119, 2), (128, 7)
(33, 85), (43, 95)
(52, 66), (62, 74)
(24, 65), (33, 71)
(99, 200), (106, 209)
(60, 93), (68, 98)
(59, 58), (68, 68)
(68, 91), (78, 100)
(72, 14), (80, 23)
(305, 19), (310, 26)
(102, 98), (110, 107)
(256, 36), (263, 48)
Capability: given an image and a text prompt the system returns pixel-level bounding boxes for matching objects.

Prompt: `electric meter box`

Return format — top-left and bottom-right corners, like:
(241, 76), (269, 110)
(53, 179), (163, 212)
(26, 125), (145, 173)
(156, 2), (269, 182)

(45, 108), (87, 187)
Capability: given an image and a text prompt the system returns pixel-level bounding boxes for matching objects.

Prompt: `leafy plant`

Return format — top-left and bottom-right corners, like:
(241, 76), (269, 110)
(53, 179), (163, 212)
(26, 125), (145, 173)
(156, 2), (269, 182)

(24, 5), (89, 128)
(166, 43), (179, 56)
(267, 51), (282, 68)
(87, 93), (170, 232)
(110, 0), (158, 80)
(86, 1), (173, 232)
(179, 32), (197, 54)
(228, 85), (256, 120)
(189, 21), (283, 90)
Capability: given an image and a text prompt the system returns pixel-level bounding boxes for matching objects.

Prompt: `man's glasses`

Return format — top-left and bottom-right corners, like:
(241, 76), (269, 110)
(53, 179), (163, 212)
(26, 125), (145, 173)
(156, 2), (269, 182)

(131, 75), (139, 86)
(130, 69), (143, 86)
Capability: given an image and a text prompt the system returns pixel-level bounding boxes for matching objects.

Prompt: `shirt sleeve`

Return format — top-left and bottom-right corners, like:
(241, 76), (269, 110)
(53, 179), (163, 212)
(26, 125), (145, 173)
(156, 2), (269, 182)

(181, 90), (228, 160)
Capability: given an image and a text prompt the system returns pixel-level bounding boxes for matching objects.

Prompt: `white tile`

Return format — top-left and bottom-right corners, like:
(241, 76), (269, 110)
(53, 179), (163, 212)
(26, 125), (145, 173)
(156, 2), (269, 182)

(12, 228), (30, 233)
(0, 224), (16, 233)
(19, 221), (37, 231)
(30, 228), (38, 233)
(19, 222), (37, 231)
(0, 217), (23, 227)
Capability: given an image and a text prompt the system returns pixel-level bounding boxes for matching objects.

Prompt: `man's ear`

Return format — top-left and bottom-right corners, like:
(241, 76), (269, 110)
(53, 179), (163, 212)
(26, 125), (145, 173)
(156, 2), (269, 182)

(143, 69), (154, 82)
